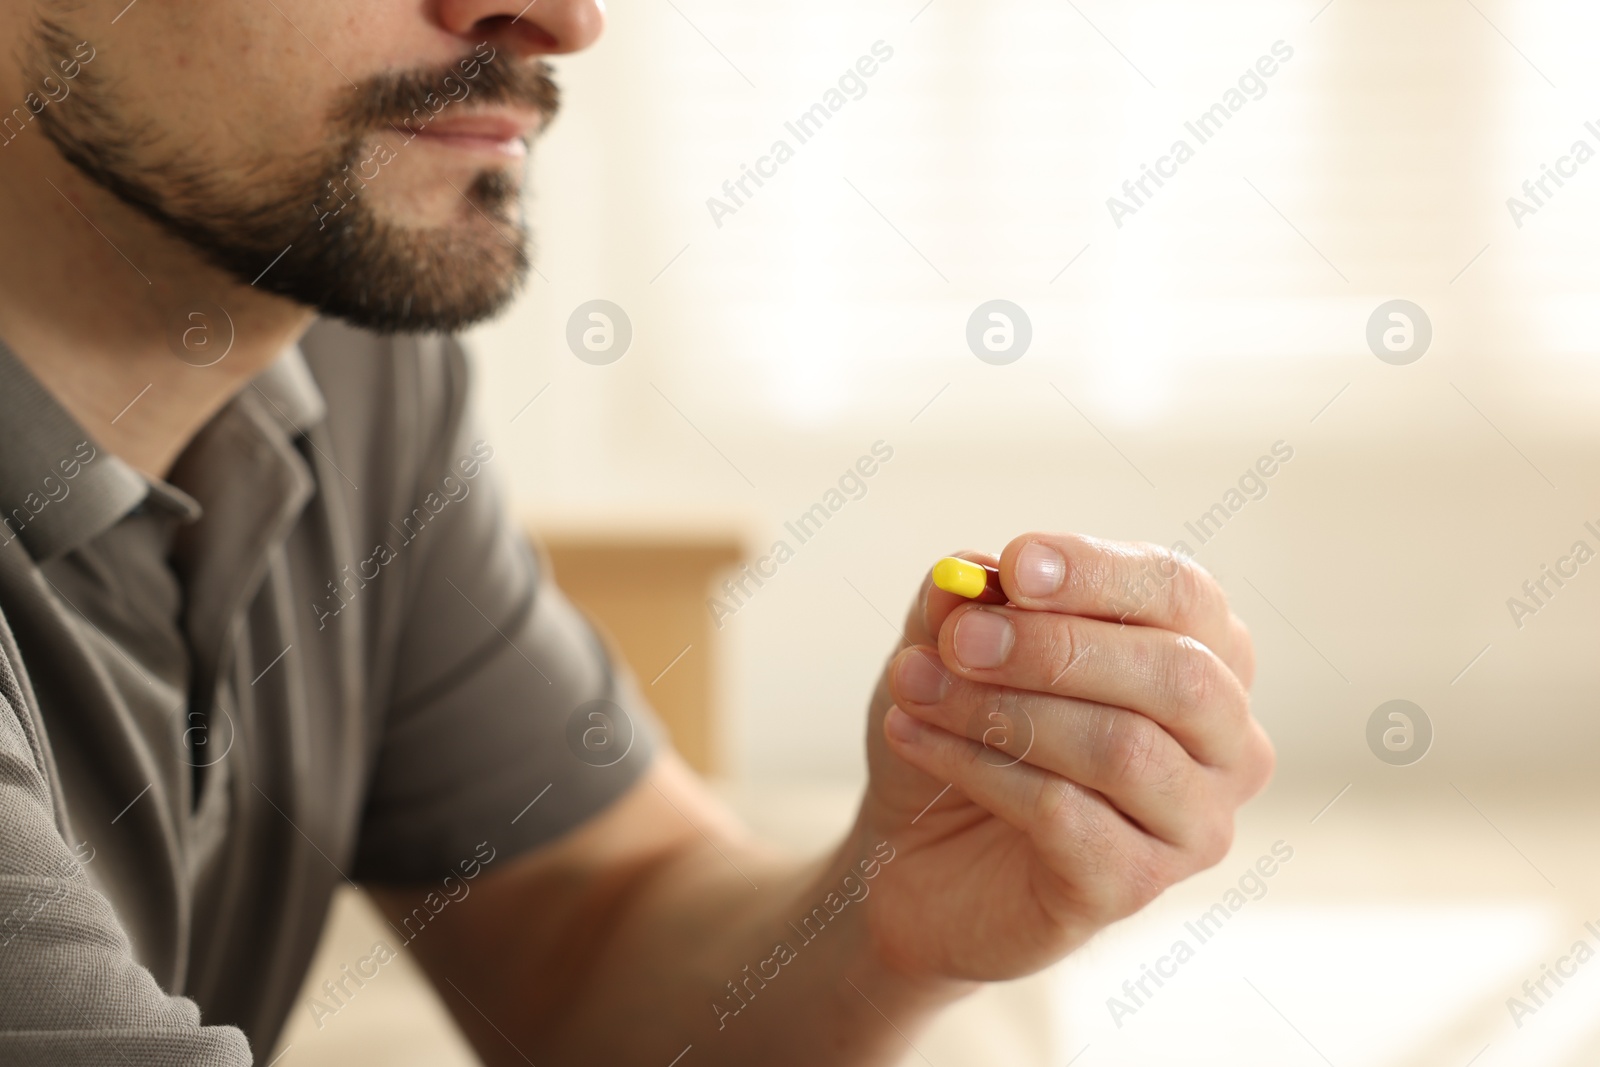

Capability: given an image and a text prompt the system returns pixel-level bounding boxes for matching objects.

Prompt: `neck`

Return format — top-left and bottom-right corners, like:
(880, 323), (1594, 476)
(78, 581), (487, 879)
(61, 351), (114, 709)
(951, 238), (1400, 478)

(0, 132), (315, 479)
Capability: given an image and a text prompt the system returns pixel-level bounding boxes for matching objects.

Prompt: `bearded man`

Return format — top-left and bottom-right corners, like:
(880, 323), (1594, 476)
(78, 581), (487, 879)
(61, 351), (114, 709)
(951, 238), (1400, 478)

(0, 2), (1273, 1063)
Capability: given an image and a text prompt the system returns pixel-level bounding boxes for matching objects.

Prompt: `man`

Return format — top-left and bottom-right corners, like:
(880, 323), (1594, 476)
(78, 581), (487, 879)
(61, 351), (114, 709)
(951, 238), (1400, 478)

(0, 1), (1275, 1063)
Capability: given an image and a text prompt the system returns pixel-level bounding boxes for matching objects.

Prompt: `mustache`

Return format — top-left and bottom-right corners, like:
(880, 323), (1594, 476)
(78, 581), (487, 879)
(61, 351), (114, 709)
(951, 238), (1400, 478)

(333, 54), (560, 134)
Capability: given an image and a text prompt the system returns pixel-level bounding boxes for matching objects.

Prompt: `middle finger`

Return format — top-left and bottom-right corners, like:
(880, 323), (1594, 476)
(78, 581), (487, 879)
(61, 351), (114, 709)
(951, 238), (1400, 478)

(935, 603), (1251, 769)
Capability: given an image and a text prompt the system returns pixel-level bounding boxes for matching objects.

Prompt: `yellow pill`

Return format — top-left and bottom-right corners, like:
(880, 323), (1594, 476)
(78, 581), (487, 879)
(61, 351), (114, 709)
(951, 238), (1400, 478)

(931, 557), (1004, 603)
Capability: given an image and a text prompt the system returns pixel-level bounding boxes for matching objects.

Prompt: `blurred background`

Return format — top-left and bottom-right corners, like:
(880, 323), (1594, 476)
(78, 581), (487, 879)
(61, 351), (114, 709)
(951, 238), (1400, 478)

(274, 0), (1600, 1063)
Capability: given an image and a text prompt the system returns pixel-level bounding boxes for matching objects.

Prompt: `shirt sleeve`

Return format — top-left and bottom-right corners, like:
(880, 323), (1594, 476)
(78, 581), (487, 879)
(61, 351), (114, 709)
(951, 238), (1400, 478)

(0, 632), (252, 1065)
(351, 342), (660, 884)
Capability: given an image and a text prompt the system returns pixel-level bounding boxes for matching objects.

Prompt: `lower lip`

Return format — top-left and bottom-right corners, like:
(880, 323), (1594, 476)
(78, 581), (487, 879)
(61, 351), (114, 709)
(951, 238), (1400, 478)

(409, 131), (528, 159)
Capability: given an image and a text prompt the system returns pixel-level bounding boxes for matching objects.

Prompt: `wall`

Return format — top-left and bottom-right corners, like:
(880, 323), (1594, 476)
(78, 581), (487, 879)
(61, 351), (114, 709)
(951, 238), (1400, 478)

(463, 0), (1600, 793)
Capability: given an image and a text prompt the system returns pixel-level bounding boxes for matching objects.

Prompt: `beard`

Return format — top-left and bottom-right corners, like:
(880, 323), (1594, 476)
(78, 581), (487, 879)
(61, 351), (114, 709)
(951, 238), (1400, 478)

(29, 19), (559, 335)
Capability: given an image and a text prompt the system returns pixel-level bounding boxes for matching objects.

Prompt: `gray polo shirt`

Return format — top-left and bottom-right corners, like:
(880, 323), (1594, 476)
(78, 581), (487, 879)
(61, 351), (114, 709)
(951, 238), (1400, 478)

(0, 320), (656, 1064)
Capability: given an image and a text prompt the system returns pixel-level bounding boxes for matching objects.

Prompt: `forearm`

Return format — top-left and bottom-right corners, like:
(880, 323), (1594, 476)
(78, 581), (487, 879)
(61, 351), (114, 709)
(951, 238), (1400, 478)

(396, 817), (969, 1067)
(551, 823), (968, 1065)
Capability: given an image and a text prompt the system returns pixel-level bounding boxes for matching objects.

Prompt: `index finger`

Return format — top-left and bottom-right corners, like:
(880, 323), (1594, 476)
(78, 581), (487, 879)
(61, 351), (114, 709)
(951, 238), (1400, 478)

(997, 533), (1253, 684)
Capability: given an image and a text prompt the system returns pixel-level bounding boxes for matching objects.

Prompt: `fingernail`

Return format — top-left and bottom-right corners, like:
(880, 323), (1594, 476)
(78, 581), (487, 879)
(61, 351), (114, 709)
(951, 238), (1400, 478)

(895, 650), (950, 705)
(884, 705), (924, 743)
(953, 610), (1015, 670)
(1014, 543), (1066, 598)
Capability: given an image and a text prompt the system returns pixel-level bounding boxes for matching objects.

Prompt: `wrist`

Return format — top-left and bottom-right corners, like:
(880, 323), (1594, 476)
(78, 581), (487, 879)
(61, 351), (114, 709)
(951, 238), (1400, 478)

(815, 819), (976, 1017)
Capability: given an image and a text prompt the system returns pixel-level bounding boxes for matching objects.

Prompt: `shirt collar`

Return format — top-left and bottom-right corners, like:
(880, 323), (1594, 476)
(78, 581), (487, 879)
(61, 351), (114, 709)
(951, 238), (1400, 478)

(0, 338), (327, 564)
(246, 344), (328, 438)
(0, 340), (147, 563)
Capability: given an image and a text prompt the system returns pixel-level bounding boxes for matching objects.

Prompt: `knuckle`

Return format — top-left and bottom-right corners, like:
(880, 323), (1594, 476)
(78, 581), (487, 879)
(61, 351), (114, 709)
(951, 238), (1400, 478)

(1040, 615), (1082, 685)
(1110, 541), (1172, 619)
(1119, 852), (1173, 912)
(1191, 816), (1235, 871)
(1032, 782), (1151, 903)
(1161, 554), (1210, 630)
(1159, 637), (1218, 721)
(1227, 614), (1258, 688)
(973, 685), (1025, 749)
(1033, 776), (1088, 845)
(1243, 726), (1277, 795)
(1097, 548), (1145, 617)
(1259, 732), (1278, 782)
(1098, 714), (1161, 791)
(1070, 540), (1117, 601)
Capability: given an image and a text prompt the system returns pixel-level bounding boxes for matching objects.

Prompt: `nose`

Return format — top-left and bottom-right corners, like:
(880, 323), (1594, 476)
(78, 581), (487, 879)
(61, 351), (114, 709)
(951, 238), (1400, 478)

(435, 0), (605, 56)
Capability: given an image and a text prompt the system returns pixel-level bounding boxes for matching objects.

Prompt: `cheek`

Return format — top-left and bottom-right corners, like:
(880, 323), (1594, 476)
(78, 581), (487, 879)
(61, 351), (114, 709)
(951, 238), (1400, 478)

(91, 2), (411, 170)
(82, 21), (331, 171)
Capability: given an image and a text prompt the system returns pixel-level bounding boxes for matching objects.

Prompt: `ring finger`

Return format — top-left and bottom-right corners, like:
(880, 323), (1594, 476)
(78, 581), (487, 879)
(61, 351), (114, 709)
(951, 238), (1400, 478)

(890, 646), (1218, 849)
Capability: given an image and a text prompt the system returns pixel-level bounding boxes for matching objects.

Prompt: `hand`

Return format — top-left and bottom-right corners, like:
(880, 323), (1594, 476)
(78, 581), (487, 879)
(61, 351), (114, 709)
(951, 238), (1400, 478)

(850, 533), (1274, 982)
